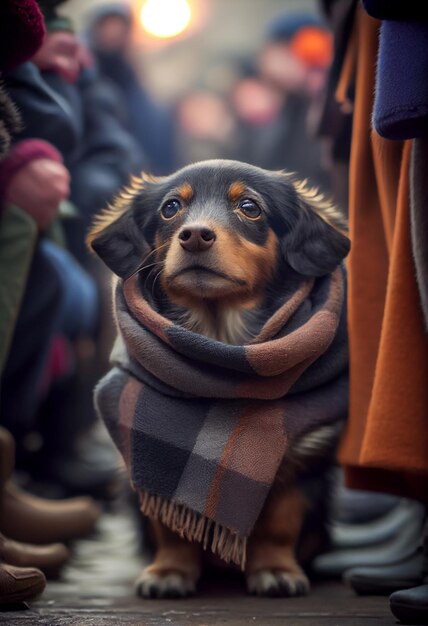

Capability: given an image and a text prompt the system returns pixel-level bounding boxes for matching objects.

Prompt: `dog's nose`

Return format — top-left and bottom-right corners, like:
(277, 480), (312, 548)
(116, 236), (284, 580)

(178, 226), (216, 252)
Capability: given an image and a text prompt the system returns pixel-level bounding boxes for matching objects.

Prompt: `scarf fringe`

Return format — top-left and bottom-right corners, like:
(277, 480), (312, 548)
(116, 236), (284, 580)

(138, 490), (247, 570)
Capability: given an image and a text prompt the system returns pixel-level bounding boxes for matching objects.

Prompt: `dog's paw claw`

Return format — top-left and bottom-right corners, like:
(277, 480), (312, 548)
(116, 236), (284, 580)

(247, 570), (310, 597)
(135, 571), (196, 599)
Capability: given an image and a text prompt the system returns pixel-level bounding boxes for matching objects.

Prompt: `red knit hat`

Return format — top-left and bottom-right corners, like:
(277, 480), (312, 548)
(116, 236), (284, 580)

(0, 0), (46, 72)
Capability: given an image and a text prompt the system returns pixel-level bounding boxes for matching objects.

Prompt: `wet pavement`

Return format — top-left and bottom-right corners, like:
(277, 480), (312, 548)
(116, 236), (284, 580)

(0, 507), (397, 625)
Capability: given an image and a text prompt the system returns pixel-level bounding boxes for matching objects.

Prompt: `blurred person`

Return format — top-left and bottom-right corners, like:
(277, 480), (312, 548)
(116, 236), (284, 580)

(320, 2), (428, 622)
(0, 0), (100, 606)
(1, 0), (135, 497)
(176, 88), (238, 163)
(0, 5), (73, 463)
(0, 73), (101, 490)
(254, 12), (334, 191)
(231, 63), (285, 168)
(0, 122), (103, 503)
(30, 3), (144, 498)
(7, 1), (146, 255)
(86, 3), (176, 175)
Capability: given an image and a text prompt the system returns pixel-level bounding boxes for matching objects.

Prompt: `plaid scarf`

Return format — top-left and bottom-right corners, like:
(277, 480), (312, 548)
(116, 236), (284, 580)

(95, 267), (348, 568)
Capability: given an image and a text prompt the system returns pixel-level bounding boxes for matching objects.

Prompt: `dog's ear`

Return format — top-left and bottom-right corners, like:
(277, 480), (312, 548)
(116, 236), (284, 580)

(278, 177), (350, 277)
(87, 175), (159, 279)
(88, 209), (149, 279)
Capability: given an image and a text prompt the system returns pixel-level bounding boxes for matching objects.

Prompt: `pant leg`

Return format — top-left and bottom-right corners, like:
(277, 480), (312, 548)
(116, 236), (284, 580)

(0, 242), (63, 436)
(40, 240), (99, 339)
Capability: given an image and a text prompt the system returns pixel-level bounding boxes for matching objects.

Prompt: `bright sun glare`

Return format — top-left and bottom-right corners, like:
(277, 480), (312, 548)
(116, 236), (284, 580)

(140, 0), (192, 38)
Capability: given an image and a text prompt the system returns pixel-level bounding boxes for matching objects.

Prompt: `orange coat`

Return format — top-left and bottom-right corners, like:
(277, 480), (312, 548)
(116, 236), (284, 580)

(338, 8), (428, 502)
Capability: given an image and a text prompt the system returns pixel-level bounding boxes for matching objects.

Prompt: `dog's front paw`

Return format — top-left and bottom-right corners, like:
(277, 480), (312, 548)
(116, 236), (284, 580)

(135, 570), (196, 599)
(247, 570), (310, 597)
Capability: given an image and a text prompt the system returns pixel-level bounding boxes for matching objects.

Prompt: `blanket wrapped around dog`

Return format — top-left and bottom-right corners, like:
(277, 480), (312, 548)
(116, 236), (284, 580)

(95, 266), (348, 568)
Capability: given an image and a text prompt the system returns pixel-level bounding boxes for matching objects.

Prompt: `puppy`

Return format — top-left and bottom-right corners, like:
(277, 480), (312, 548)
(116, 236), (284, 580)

(88, 159), (349, 599)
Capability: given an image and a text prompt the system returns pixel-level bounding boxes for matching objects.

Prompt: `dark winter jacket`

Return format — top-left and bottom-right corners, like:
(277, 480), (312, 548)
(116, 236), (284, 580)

(4, 62), (80, 164)
(44, 67), (146, 224)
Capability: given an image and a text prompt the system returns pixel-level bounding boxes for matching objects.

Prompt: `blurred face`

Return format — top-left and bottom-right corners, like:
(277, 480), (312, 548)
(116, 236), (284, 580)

(32, 31), (82, 83)
(94, 15), (130, 52)
(259, 42), (327, 98)
(259, 43), (307, 93)
(232, 77), (283, 126)
(178, 91), (235, 141)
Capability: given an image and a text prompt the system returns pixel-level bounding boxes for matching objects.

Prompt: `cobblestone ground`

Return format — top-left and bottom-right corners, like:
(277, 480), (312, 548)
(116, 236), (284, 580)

(0, 506), (396, 626)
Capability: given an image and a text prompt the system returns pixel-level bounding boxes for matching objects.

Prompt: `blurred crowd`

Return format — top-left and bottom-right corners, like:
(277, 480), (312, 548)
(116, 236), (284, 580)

(0, 0), (427, 623)
(175, 11), (338, 196)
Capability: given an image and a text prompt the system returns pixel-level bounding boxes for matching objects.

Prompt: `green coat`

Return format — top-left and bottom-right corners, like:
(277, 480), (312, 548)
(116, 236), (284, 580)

(0, 204), (37, 373)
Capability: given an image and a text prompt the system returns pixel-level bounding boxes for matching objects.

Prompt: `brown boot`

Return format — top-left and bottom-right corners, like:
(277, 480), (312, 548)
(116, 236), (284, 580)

(0, 533), (70, 579)
(1, 482), (101, 545)
(0, 562), (46, 605)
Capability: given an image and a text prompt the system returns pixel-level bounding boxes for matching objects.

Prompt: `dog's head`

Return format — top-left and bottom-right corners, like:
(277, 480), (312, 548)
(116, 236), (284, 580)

(88, 160), (349, 312)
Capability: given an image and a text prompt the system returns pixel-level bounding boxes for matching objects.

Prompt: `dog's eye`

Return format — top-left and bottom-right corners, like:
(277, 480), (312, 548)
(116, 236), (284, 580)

(161, 199), (181, 220)
(238, 199), (262, 220)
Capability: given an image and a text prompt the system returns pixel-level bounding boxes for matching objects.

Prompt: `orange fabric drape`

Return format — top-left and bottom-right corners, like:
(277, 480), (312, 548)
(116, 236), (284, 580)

(338, 8), (428, 502)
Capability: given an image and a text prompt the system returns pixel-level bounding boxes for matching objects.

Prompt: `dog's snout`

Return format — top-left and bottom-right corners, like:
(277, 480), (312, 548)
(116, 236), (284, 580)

(178, 226), (216, 252)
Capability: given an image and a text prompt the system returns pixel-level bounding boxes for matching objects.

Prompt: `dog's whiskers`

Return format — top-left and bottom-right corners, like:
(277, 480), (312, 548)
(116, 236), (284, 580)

(151, 268), (164, 297)
(143, 265), (158, 291)
(129, 243), (169, 279)
(137, 260), (163, 274)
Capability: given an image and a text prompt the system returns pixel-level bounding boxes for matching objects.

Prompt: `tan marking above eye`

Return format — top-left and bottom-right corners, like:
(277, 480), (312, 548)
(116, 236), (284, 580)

(176, 182), (193, 203)
(228, 181), (246, 203)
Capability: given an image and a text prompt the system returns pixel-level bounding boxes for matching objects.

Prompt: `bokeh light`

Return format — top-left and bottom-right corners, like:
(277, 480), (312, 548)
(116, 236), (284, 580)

(140, 0), (192, 39)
